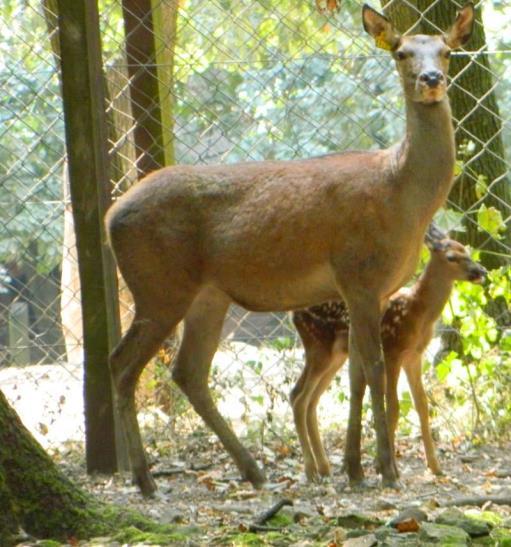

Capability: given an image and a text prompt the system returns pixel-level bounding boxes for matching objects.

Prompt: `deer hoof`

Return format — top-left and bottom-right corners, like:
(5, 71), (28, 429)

(243, 465), (266, 488)
(381, 476), (402, 490)
(136, 472), (158, 497)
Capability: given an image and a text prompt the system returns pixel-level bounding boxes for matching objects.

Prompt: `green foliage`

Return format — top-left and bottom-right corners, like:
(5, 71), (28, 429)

(398, 390), (414, 426)
(0, 3), (64, 273)
(477, 204), (507, 240)
(435, 265), (511, 438)
(269, 337), (295, 352)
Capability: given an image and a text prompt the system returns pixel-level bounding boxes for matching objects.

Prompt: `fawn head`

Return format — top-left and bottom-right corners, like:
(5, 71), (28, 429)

(362, 3), (475, 104)
(429, 237), (487, 283)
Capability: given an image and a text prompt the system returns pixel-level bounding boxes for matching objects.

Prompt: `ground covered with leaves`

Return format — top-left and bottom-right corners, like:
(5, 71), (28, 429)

(13, 431), (511, 546)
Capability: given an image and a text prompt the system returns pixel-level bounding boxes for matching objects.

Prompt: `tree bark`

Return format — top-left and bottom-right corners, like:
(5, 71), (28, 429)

(0, 390), (180, 544)
(0, 390), (105, 541)
(384, 0), (510, 269)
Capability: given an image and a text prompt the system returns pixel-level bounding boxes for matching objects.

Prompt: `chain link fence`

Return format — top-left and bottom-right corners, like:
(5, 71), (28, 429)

(1, 0), (510, 456)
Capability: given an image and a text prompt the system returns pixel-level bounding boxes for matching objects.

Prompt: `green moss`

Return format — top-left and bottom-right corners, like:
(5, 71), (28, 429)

(267, 512), (293, 527)
(490, 527), (511, 546)
(466, 509), (503, 527)
(0, 392), (206, 544)
(227, 532), (266, 546)
(0, 466), (17, 541)
(264, 530), (293, 544)
(36, 541), (62, 547)
(113, 525), (191, 544)
(435, 508), (491, 537)
(335, 513), (383, 530)
(418, 522), (470, 544)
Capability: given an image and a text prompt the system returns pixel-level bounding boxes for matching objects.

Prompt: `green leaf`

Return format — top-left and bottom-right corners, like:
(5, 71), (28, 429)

(400, 390), (413, 417)
(477, 204), (506, 239)
(434, 208), (465, 233)
(453, 159), (464, 176)
(501, 330), (511, 352)
(475, 174), (488, 199)
(436, 352), (458, 381)
(251, 395), (265, 406)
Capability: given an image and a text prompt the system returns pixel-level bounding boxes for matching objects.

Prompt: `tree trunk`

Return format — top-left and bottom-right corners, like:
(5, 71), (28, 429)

(0, 390), (181, 544)
(384, 0), (510, 270)
(0, 390), (105, 541)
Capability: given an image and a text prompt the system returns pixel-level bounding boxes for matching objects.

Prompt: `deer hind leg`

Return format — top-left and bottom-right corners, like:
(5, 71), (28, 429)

(171, 287), (265, 487)
(110, 303), (190, 497)
(344, 295), (399, 487)
(404, 356), (442, 475)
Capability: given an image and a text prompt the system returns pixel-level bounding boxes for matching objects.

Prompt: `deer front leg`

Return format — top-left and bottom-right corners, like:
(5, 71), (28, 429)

(346, 299), (399, 488)
(343, 348), (366, 484)
(385, 358), (401, 453)
(404, 356), (442, 475)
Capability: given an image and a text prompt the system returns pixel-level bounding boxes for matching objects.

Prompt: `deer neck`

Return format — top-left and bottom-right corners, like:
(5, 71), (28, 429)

(413, 258), (455, 322)
(394, 97), (455, 217)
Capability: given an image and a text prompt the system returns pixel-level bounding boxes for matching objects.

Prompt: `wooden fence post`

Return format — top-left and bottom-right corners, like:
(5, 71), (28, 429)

(121, 0), (177, 177)
(56, 0), (121, 474)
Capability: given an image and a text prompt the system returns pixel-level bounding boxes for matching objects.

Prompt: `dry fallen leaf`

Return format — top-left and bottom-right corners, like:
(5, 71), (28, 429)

(198, 474), (216, 491)
(395, 517), (420, 533)
(275, 444), (291, 458)
(315, 0), (341, 14)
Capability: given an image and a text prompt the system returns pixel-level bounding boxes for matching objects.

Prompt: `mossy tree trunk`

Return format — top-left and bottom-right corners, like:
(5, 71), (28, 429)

(0, 390), (106, 542)
(0, 389), (182, 544)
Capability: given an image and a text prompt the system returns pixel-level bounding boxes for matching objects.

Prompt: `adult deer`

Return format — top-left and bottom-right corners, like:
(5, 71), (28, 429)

(106, 4), (474, 495)
(292, 234), (486, 481)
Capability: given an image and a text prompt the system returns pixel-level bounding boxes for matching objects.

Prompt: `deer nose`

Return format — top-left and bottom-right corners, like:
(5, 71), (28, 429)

(419, 70), (444, 88)
(468, 264), (487, 283)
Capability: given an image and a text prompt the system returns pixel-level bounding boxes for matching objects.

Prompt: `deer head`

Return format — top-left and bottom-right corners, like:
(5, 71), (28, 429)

(362, 3), (475, 105)
(431, 238), (487, 283)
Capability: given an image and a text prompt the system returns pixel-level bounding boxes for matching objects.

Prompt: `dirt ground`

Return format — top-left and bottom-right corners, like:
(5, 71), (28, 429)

(53, 432), (511, 545)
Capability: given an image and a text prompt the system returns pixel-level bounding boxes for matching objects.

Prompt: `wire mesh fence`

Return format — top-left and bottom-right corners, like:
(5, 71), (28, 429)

(1, 0), (510, 457)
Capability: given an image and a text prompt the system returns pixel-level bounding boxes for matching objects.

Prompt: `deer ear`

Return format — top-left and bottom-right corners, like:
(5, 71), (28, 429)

(362, 5), (401, 51)
(425, 222), (449, 251)
(444, 3), (475, 49)
(430, 240), (448, 253)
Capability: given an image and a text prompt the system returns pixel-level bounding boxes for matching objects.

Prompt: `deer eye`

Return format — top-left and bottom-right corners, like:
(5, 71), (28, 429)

(446, 252), (457, 262)
(395, 50), (407, 61)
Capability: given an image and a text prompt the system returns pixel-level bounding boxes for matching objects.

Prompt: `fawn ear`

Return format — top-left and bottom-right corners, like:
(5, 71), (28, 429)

(445, 3), (475, 49)
(425, 222), (449, 252)
(362, 5), (401, 51)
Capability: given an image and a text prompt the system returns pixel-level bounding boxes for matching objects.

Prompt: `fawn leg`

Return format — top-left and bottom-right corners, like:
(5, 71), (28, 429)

(404, 356), (442, 475)
(291, 336), (345, 481)
(172, 287), (265, 487)
(111, 309), (187, 497)
(306, 353), (346, 477)
(346, 297), (399, 487)
(291, 352), (327, 482)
